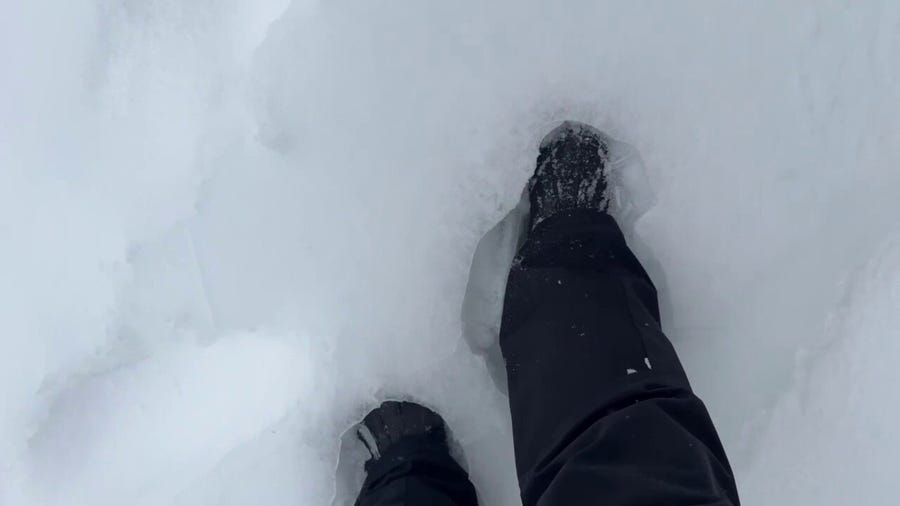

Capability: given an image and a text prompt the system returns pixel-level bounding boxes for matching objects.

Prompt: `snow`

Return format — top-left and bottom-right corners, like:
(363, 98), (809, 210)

(743, 235), (900, 504)
(2, 0), (899, 505)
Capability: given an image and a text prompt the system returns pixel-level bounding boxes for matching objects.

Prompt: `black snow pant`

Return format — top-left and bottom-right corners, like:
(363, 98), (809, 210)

(356, 210), (740, 505)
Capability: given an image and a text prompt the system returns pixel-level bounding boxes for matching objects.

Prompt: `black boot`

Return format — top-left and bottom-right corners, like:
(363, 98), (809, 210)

(529, 121), (611, 229)
(354, 401), (478, 506)
(356, 401), (449, 463)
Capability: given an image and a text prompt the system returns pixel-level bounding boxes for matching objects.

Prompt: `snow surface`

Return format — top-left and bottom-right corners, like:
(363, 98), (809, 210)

(2, 1), (900, 504)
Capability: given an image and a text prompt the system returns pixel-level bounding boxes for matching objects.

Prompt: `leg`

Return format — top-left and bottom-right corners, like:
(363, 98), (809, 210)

(354, 401), (479, 506)
(501, 124), (739, 505)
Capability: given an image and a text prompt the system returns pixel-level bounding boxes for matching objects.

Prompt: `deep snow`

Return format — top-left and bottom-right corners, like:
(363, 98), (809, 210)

(2, 0), (900, 504)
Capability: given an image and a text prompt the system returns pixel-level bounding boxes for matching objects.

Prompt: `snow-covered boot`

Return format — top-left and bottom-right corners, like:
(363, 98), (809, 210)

(529, 121), (611, 229)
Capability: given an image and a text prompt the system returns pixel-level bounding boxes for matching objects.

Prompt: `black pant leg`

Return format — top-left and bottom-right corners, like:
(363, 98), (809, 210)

(355, 438), (479, 506)
(500, 210), (739, 506)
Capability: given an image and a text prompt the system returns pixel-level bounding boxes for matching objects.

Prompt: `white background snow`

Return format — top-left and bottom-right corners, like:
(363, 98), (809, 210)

(2, 0), (900, 504)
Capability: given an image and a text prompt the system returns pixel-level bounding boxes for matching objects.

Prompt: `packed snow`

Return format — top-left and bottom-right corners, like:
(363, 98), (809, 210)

(2, 1), (899, 504)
